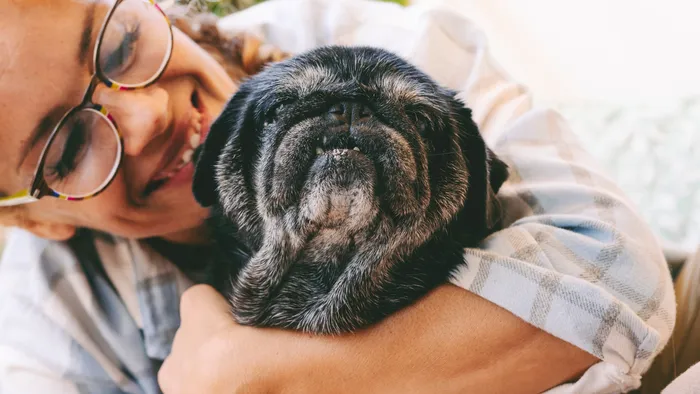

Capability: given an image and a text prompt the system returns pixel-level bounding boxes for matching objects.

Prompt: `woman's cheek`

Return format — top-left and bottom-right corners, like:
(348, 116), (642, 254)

(169, 29), (236, 102)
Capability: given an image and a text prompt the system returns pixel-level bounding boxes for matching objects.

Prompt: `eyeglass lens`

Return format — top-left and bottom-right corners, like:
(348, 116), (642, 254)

(99, 0), (172, 87)
(43, 108), (121, 197)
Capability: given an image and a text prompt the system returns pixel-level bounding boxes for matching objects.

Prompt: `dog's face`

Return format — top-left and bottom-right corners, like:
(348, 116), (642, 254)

(193, 46), (508, 333)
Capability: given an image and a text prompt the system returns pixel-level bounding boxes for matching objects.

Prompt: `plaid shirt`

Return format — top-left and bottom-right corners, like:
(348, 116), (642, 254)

(0, 1), (675, 393)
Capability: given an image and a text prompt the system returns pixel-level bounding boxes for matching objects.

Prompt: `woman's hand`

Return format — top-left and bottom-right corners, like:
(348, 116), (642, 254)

(157, 285), (290, 394)
(159, 284), (597, 394)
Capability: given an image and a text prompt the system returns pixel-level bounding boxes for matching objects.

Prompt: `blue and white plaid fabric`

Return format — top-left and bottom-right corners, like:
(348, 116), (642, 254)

(0, 1), (675, 393)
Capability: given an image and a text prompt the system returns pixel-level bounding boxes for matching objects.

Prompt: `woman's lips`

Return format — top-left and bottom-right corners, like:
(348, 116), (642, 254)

(143, 90), (210, 197)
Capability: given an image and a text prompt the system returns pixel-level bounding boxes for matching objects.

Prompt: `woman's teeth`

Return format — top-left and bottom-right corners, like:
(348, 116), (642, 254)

(178, 133), (201, 166)
(190, 133), (201, 148)
(182, 149), (194, 164)
(174, 124), (202, 169)
(157, 116), (204, 180)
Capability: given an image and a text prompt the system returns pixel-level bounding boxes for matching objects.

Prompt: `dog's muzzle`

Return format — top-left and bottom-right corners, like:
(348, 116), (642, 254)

(269, 99), (426, 236)
(300, 102), (380, 231)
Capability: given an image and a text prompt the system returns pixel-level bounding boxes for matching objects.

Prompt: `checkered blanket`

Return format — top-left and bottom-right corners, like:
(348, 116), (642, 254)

(0, 1), (675, 393)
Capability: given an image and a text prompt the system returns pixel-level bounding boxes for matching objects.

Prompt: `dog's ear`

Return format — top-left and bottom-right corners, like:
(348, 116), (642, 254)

(192, 83), (254, 207)
(451, 98), (509, 233)
(482, 144), (509, 229)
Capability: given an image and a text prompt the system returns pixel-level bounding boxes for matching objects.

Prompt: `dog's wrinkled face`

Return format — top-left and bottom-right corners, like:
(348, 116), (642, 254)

(193, 46), (508, 333)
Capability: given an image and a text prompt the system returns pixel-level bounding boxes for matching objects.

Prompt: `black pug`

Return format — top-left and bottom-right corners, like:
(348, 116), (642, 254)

(192, 45), (509, 334)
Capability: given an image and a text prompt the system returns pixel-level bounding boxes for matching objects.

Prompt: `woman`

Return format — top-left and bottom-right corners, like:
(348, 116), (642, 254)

(0, 0), (674, 393)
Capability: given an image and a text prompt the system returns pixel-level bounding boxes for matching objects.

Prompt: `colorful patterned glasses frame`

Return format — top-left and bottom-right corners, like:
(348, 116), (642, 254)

(0, 0), (173, 207)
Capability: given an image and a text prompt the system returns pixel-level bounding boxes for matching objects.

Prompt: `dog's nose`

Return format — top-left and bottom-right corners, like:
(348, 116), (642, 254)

(328, 102), (372, 125)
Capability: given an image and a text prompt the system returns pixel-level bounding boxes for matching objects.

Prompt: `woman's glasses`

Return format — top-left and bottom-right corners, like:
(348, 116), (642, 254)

(0, 0), (173, 207)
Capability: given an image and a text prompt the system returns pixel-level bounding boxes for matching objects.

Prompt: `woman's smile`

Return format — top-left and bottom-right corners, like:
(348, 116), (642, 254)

(143, 88), (212, 197)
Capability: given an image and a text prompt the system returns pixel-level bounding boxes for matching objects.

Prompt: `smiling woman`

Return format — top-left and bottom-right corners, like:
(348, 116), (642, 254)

(0, 0), (281, 249)
(0, 1), (675, 393)
(0, 0), (285, 242)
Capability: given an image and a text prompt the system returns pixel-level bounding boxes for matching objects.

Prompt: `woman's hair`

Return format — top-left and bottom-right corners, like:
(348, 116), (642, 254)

(168, 7), (289, 81)
(0, 9), (288, 224)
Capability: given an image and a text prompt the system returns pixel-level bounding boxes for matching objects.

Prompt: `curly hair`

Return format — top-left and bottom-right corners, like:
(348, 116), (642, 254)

(168, 7), (289, 80)
(0, 9), (288, 224)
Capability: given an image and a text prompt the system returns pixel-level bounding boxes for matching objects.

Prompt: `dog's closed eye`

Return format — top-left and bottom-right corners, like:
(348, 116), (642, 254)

(263, 106), (279, 125)
(409, 113), (429, 136)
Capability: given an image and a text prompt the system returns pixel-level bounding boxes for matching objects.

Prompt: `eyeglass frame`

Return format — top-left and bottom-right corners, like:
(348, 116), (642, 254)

(0, 0), (174, 208)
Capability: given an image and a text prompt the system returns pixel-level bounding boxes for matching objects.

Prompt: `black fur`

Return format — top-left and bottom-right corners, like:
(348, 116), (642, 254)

(193, 46), (509, 334)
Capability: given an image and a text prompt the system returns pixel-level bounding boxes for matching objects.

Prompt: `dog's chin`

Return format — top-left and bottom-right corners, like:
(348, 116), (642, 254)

(299, 148), (379, 232)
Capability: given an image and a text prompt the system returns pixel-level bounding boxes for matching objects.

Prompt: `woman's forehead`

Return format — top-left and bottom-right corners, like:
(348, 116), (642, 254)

(0, 0), (95, 124)
(0, 0), (100, 96)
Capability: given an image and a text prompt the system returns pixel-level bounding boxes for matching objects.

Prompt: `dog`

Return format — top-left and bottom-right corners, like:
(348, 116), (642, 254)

(192, 45), (509, 334)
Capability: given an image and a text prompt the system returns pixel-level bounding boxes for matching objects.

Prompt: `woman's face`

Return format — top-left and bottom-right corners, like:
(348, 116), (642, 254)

(0, 0), (237, 243)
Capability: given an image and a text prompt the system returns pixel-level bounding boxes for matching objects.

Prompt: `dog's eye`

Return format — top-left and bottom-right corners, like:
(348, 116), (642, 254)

(410, 115), (428, 136)
(264, 104), (284, 125)
(417, 119), (428, 134)
(329, 103), (344, 115)
(404, 108), (429, 136)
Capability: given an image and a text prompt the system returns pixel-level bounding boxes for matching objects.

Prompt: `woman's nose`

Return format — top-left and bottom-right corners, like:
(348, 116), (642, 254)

(94, 84), (171, 156)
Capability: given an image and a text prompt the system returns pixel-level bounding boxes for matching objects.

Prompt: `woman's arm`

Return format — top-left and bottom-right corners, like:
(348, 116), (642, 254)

(159, 284), (597, 394)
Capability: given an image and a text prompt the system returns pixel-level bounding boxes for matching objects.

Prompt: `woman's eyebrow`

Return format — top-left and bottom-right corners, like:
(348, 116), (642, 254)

(78, 2), (97, 66)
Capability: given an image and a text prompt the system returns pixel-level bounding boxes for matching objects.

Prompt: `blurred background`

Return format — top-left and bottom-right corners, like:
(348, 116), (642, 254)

(415, 0), (700, 254)
(1, 0), (698, 255)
